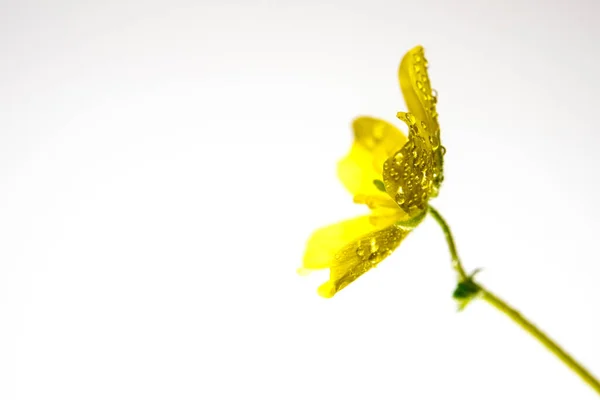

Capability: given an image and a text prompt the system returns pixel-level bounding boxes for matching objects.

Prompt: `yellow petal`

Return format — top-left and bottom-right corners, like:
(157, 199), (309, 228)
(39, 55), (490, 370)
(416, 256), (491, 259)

(398, 46), (444, 193)
(299, 214), (412, 298)
(337, 117), (407, 198)
(317, 223), (411, 298)
(383, 112), (436, 215)
(301, 215), (386, 271)
(399, 46), (439, 138)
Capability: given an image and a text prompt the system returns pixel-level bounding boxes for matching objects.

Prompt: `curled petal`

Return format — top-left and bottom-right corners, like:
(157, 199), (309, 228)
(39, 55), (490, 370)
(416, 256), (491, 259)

(338, 117), (407, 199)
(399, 46), (444, 193)
(399, 46), (439, 138)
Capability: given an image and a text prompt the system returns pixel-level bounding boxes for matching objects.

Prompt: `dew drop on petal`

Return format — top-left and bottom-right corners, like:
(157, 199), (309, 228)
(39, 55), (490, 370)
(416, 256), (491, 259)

(429, 135), (440, 150)
(404, 112), (416, 125)
(394, 152), (404, 164)
(395, 193), (405, 205)
(370, 237), (379, 252)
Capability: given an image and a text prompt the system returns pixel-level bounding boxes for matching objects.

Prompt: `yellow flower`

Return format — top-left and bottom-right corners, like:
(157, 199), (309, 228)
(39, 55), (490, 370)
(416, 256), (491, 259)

(299, 46), (444, 298)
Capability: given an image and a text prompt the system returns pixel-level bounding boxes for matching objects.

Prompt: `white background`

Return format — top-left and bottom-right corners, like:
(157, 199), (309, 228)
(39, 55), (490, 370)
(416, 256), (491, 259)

(1, 0), (599, 399)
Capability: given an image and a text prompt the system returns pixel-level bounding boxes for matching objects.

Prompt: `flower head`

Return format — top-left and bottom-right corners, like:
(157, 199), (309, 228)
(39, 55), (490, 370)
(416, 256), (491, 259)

(299, 45), (444, 298)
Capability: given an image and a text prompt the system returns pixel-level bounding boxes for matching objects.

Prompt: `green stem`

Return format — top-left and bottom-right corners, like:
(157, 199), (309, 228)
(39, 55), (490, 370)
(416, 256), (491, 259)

(427, 206), (468, 281)
(427, 205), (600, 396)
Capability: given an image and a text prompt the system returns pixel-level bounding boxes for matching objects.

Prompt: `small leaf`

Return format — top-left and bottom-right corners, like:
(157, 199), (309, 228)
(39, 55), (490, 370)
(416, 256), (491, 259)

(453, 280), (479, 299)
(452, 272), (481, 311)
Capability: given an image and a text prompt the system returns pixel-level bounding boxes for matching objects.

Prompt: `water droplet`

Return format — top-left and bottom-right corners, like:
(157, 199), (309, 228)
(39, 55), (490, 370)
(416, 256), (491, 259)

(414, 54), (422, 62)
(356, 246), (365, 257)
(440, 146), (447, 155)
(395, 193), (405, 205)
(369, 238), (379, 252)
(429, 135), (440, 150)
(404, 113), (416, 125)
(394, 152), (404, 164)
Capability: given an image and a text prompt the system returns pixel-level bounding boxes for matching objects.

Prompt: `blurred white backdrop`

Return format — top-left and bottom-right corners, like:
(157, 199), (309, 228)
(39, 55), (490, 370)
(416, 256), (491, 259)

(1, 0), (599, 399)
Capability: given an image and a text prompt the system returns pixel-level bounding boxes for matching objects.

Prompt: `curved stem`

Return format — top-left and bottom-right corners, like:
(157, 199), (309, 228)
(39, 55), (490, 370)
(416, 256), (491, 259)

(427, 205), (600, 396)
(427, 206), (467, 280)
